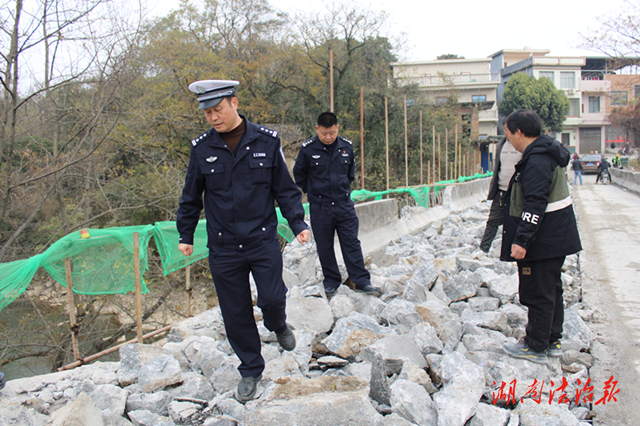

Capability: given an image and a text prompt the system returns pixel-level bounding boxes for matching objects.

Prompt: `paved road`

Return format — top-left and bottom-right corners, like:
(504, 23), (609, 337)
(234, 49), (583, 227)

(572, 178), (640, 425)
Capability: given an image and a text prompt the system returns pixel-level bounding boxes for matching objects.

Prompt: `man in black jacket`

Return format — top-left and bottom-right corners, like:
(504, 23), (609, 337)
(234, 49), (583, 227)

(500, 110), (582, 363)
(596, 158), (612, 183)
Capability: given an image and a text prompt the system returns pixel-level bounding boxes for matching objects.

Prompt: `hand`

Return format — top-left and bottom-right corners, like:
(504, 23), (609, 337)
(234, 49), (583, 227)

(511, 244), (526, 260)
(296, 230), (311, 244)
(178, 243), (194, 256)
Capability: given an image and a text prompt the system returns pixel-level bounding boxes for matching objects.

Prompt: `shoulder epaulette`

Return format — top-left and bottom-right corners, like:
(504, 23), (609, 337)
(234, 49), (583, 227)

(341, 137), (353, 145)
(257, 126), (278, 138)
(191, 130), (211, 147)
(301, 138), (315, 148)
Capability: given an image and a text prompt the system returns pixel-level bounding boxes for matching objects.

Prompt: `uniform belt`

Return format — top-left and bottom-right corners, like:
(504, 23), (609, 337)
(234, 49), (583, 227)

(308, 192), (351, 203)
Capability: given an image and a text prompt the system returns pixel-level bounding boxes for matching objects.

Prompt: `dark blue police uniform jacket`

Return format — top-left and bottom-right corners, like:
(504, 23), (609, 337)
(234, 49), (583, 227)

(293, 135), (354, 202)
(177, 116), (307, 247)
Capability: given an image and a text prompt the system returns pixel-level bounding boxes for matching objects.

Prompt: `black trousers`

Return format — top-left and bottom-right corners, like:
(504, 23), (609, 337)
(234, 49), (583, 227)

(517, 256), (565, 353)
(480, 191), (505, 252)
(208, 238), (287, 378)
(310, 200), (370, 290)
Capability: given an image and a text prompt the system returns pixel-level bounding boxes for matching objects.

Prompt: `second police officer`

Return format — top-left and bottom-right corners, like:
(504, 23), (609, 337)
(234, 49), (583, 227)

(293, 112), (380, 298)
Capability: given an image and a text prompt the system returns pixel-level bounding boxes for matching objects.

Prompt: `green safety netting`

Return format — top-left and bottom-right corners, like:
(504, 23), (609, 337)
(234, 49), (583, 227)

(0, 173), (490, 312)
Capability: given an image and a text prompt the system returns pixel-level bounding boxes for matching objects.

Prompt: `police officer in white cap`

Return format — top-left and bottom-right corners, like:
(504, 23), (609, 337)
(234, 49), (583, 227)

(177, 79), (310, 402)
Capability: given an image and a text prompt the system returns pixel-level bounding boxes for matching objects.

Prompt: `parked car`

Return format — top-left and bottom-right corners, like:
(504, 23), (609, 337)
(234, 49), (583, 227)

(581, 154), (603, 174)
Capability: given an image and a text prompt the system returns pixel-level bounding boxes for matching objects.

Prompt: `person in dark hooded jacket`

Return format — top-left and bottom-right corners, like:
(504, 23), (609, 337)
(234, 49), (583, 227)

(500, 110), (582, 364)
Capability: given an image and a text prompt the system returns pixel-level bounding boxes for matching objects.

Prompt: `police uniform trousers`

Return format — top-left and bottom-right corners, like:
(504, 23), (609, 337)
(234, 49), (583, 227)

(208, 237), (287, 378)
(517, 256), (565, 353)
(310, 199), (370, 290)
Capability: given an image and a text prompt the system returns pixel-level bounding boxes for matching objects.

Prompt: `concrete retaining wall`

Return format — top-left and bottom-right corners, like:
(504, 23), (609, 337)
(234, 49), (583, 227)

(355, 177), (491, 260)
(611, 168), (640, 195)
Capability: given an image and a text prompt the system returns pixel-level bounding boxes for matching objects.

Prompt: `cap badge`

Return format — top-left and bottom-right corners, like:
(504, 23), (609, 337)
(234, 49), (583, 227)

(206, 156), (218, 163)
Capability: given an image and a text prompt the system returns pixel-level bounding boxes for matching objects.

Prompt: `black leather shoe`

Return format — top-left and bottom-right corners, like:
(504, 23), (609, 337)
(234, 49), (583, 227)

(354, 285), (381, 297)
(236, 374), (262, 402)
(325, 286), (339, 297)
(276, 323), (296, 351)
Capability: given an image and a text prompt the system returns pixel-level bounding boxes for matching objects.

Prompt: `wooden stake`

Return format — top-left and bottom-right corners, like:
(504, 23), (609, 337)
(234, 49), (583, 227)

(404, 94), (408, 187)
(186, 264), (192, 318)
(420, 110), (423, 185)
(133, 232), (143, 344)
(438, 133), (441, 182)
(385, 97), (389, 191)
(330, 50), (334, 112)
(445, 129), (449, 181)
(428, 160), (431, 185)
(65, 258), (80, 361)
(432, 126), (436, 183)
(57, 324), (173, 372)
(360, 87), (365, 189)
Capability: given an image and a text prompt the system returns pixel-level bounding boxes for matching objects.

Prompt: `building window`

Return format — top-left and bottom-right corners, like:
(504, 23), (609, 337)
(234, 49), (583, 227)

(610, 91), (628, 106)
(588, 96), (600, 113)
(461, 73), (470, 83)
(569, 98), (580, 116)
(634, 84), (640, 99)
(472, 95), (486, 103)
(539, 71), (554, 82)
(561, 133), (570, 146)
(422, 74), (431, 84)
(560, 72), (575, 89)
(436, 97), (447, 105)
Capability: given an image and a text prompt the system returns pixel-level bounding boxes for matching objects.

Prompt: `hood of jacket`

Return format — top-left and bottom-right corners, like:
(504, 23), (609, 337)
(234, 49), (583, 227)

(522, 135), (570, 168)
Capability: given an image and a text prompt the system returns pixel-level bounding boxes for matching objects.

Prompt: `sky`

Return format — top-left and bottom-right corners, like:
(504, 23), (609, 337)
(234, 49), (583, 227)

(148, 0), (626, 62)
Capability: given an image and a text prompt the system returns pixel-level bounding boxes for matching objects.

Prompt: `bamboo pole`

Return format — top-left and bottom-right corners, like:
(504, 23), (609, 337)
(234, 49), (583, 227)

(432, 126), (436, 183)
(455, 126), (459, 178)
(427, 160), (431, 186)
(65, 258), (80, 361)
(57, 325), (173, 372)
(360, 87), (365, 189)
(385, 97), (389, 191)
(133, 232), (143, 343)
(404, 94), (408, 187)
(420, 110), (423, 185)
(437, 133), (441, 182)
(445, 129), (449, 181)
(330, 50), (334, 112)
(186, 264), (192, 318)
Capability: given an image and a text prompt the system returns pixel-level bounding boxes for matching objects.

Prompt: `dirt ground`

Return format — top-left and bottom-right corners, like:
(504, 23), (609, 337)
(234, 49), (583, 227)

(573, 182), (640, 425)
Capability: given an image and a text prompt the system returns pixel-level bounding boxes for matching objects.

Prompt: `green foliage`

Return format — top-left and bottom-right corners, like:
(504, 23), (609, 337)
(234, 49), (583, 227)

(499, 72), (570, 133)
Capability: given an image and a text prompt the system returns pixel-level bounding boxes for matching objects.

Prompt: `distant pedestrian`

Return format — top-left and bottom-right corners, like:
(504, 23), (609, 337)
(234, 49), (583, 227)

(479, 136), (522, 253)
(500, 110), (582, 364)
(571, 154), (583, 185)
(596, 158), (612, 183)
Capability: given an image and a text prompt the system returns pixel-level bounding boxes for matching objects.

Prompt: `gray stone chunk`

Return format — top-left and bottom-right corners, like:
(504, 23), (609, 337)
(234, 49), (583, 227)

(126, 392), (173, 416)
(0, 399), (48, 426)
(118, 344), (173, 387)
(468, 402), (510, 426)
(416, 301), (462, 353)
(379, 413), (419, 426)
(286, 295), (334, 334)
(317, 355), (349, 368)
(390, 379), (438, 426)
(165, 372), (214, 401)
(562, 308), (592, 352)
(487, 274), (519, 305)
(166, 308), (225, 343)
(322, 312), (388, 359)
(47, 392), (104, 426)
(209, 362), (242, 393)
(381, 299), (423, 327)
(362, 334), (428, 370)
(410, 322), (444, 355)
(461, 310), (509, 333)
(408, 263), (440, 290)
(433, 352), (485, 426)
(468, 297), (500, 312)
(456, 256), (494, 272)
(517, 398), (580, 425)
(168, 401), (201, 423)
(138, 356), (183, 393)
(369, 353), (391, 406)
(329, 295), (356, 319)
(443, 270), (483, 302)
(263, 356), (302, 381)
(498, 303), (528, 329)
(398, 361), (437, 394)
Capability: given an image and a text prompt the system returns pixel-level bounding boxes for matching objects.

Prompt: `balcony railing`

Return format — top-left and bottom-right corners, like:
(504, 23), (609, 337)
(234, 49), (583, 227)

(399, 72), (500, 86)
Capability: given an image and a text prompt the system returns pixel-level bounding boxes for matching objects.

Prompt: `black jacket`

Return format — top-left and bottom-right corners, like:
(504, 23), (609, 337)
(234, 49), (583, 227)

(501, 135), (582, 262)
(571, 158), (583, 171)
(487, 137), (506, 201)
(177, 116), (307, 248)
(293, 136), (354, 204)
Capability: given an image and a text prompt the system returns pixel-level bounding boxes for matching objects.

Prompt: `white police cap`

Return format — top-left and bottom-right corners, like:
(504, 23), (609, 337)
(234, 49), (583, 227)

(189, 79), (240, 110)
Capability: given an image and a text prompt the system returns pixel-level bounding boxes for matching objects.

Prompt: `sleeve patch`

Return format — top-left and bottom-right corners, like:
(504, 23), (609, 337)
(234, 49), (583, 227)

(191, 130), (210, 147)
(257, 126), (278, 138)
